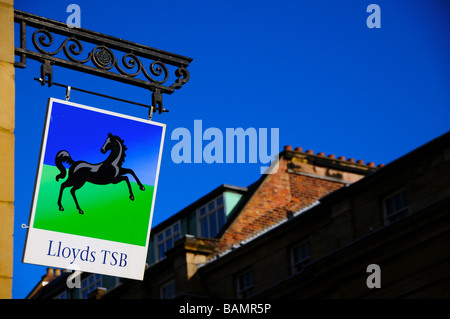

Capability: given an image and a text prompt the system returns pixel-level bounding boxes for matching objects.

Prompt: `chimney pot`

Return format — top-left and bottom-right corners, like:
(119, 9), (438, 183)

(306, 149), (314, 154)
(377, 164), (385, 168)
(284, 145), (292, 151)
(46, 268), (54, 276)
(328, 154), (336, 159)
(357, 159), (365, 165)
(338, 156), (346, 161)
(317, 152), (325, 156)
(367, 162), (375, 167)
(294, 147), (303, 152)
(347, 158), (355, 163)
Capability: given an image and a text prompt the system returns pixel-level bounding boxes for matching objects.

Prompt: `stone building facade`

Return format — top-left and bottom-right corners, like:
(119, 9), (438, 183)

(28, 132), (449, 299)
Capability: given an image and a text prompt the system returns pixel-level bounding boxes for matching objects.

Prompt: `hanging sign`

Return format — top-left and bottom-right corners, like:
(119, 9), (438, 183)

(23, 98), (166, 280)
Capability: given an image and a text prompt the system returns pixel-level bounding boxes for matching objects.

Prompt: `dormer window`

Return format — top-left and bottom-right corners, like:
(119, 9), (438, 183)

(155, 221), (181, 261)
(198, 195), (226, 238)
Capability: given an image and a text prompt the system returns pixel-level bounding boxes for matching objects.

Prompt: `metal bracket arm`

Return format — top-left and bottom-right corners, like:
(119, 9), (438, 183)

(14, 9), (192, 116)
(40, 60), (53, 86)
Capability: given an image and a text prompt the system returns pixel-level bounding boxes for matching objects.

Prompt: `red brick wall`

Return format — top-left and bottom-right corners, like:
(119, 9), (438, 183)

(216, 156), (346, 254)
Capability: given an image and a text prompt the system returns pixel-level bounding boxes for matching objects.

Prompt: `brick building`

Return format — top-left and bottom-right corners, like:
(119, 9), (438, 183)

(28, 131), (450, 299)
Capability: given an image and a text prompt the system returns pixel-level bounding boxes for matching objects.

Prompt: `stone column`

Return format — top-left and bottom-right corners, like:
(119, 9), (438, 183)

(0, 0), (15, 299)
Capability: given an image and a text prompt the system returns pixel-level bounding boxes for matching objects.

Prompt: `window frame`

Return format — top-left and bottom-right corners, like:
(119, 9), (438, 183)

(290, 241), (311, 274)
(236, 269), (255, 299)
(80, 273), (102, 299)
(154, 221), (181, 261)
(383, 189), (409, 224)
(160, 279), (176, 299)
(197, 195), (226, 238)
(53, 290), (68, 299)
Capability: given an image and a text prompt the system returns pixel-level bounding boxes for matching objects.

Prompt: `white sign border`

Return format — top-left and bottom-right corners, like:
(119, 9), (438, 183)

(23, 98), (166, 281)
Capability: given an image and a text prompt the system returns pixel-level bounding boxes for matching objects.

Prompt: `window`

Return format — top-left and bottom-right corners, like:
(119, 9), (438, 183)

(160, 279), (176, 299)
(384, 190), (408, 223)
(236, 270), (254, 299)
(54, 290), (68, 299)
(198, 195), (226, 238)
(80, 274), (102, 299)
(291, 242), (310, 274)
(155, 222), (181, 261)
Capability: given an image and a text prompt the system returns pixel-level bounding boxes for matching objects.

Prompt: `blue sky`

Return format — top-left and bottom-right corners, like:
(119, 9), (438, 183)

(12, 0), (450, 298)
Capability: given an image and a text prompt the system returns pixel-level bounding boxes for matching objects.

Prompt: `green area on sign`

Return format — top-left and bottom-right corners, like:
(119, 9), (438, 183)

(33, 164), (154, 246)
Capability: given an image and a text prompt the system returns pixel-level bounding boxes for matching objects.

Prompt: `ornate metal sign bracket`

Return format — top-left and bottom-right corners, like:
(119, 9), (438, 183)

(14, 10), (192, 119)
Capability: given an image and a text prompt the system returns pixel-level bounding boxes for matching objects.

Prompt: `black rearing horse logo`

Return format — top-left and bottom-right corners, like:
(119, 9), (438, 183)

(55, 133), (145, 214)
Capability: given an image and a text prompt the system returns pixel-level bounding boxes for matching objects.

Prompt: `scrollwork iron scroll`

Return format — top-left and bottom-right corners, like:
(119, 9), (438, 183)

(32, 29), (173, 86)
(14, 9), (193, 113)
